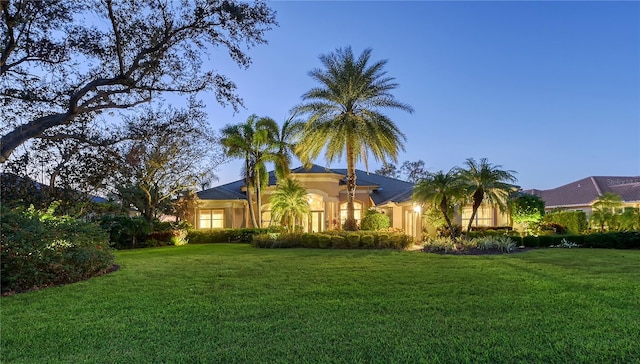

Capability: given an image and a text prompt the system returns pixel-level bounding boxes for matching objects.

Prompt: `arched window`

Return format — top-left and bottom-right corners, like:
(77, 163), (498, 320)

(340, 201), (363, 227)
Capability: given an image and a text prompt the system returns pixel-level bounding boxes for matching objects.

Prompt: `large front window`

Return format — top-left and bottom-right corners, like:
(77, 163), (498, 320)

(199, 209), (224, 229)
(461, 206), (493, 227)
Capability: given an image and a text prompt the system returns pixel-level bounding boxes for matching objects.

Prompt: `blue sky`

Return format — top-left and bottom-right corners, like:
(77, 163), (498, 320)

(200, 1), (639, 190)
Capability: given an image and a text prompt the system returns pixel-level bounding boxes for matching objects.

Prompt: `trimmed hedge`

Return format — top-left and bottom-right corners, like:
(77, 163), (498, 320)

(360, 210), (390, 231)
(543, 211), (588, 234)
(187, 228), (275, 244)
(252, 230), (414, 250)
(514, 232), (640, 249)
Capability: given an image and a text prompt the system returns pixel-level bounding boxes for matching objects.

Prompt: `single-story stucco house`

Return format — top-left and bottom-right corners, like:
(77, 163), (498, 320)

(192, 164), (512, 241)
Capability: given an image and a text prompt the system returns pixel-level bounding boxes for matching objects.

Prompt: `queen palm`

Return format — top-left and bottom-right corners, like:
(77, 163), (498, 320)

(273, 113), (305, 181)
(294, 47), (413, 230)
(220, 115), (280, 228)
(269, 178), (310, 232)
(413, 169), (464, 241)
(459, 158), (517, 237)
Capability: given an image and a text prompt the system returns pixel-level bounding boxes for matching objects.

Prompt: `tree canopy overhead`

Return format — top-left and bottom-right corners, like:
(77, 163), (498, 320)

(0, 0), (277, 162)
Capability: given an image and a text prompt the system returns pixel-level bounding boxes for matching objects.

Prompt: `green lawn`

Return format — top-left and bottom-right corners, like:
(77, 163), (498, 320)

(2, 245), (639, 363)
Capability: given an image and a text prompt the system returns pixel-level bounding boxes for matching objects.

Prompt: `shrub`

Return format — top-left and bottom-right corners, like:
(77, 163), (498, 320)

(437, 224), (462, 238)
(543, 211), (588, 234)
(361, 234), (375, 248)
(331, 235), (348, 249)
(360, 209), (390, 231)
(97, 215), (151, 249)
(345, 233), (361, 247)
(252, 231), (413, 250)
(1, 204), (114, 294)
(317, 234), (331, 249)
(423, 237), (456, 253)
(252, 233), (301, 248)
(187, 228), (271, 244)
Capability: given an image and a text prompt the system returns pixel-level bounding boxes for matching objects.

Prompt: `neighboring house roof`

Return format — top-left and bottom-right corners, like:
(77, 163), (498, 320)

(197, 164), (415, 205)
(525, 176), (640, 208)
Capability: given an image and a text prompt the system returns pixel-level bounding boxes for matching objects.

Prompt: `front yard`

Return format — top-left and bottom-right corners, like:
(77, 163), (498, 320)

(2, 244), (639, 363)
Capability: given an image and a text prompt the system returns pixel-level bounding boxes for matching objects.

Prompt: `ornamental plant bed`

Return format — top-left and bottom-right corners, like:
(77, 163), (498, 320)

(424, 246), (535, 255)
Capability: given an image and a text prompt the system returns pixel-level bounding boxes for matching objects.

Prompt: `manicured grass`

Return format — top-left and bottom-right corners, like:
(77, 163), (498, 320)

(2, 245), (639, 363)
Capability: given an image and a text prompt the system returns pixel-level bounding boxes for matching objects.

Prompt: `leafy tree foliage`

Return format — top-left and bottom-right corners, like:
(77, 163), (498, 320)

(294, 47), (413, 230)
(374, 163), (401, 179)
(1, 203), (114, 294)
(401, 160), (429, 183)
(1, 0), (277, 162)
(113, 103), (220, 226)
(509, 193), (545, 235)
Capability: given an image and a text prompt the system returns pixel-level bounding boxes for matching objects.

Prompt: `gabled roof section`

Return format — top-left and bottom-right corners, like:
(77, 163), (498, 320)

(525, 176), (640, 207)
(197, 180), (247, 200)
(290, 164), (341, 174)
(332, 168), (414, 205)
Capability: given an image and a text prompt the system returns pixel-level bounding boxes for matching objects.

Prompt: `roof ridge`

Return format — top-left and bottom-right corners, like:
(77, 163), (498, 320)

(590, 176), (603, 196)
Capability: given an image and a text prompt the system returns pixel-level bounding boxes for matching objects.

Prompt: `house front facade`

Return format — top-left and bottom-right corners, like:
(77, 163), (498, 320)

(193, 165), (423, 240)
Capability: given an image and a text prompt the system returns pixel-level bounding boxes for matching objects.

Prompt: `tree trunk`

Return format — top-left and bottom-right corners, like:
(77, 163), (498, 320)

(255, 168), (262, 228)
(465, 189), (484, 239)
(245, 159), (258, 228)
(440, 196), (457, 242)
(343, 143), (358, 231)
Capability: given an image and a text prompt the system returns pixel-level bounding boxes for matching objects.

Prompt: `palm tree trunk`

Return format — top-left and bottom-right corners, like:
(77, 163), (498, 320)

(465, 190), (484, 239)
(245, 159), (258, 228)
(440, 197), (457, 242)
(255, 169), (262, 228)
(344, 143), (358, 231)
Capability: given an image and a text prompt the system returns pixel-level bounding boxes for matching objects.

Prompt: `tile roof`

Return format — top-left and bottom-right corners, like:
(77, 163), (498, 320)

(525, 176), (640, 207)
(197, 180), (247, 200)
(331, 168), (414, 205)
(197, 164), (415, 205)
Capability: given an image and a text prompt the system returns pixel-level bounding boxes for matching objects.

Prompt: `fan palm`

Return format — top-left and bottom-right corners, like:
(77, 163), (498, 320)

(293, 47), (413, 230)
(220, 115), (280, 228)
(269, 178), (310, 232)
(413, 169), (464, 241)
(458, 158), (517, 237)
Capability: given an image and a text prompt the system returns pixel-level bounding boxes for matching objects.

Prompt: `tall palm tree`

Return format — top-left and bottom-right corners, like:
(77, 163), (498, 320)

(293, 46), (413, 230)
(273, 113), (305, 181)
(220, 115), (280, 228)
(269, 178), (310, 232)
(413, 169), (464, 241)
(459, 158), (517, 237)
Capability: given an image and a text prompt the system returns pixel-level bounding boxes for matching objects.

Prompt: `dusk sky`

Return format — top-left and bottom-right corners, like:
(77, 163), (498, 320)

(199, 1), (639, 190)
